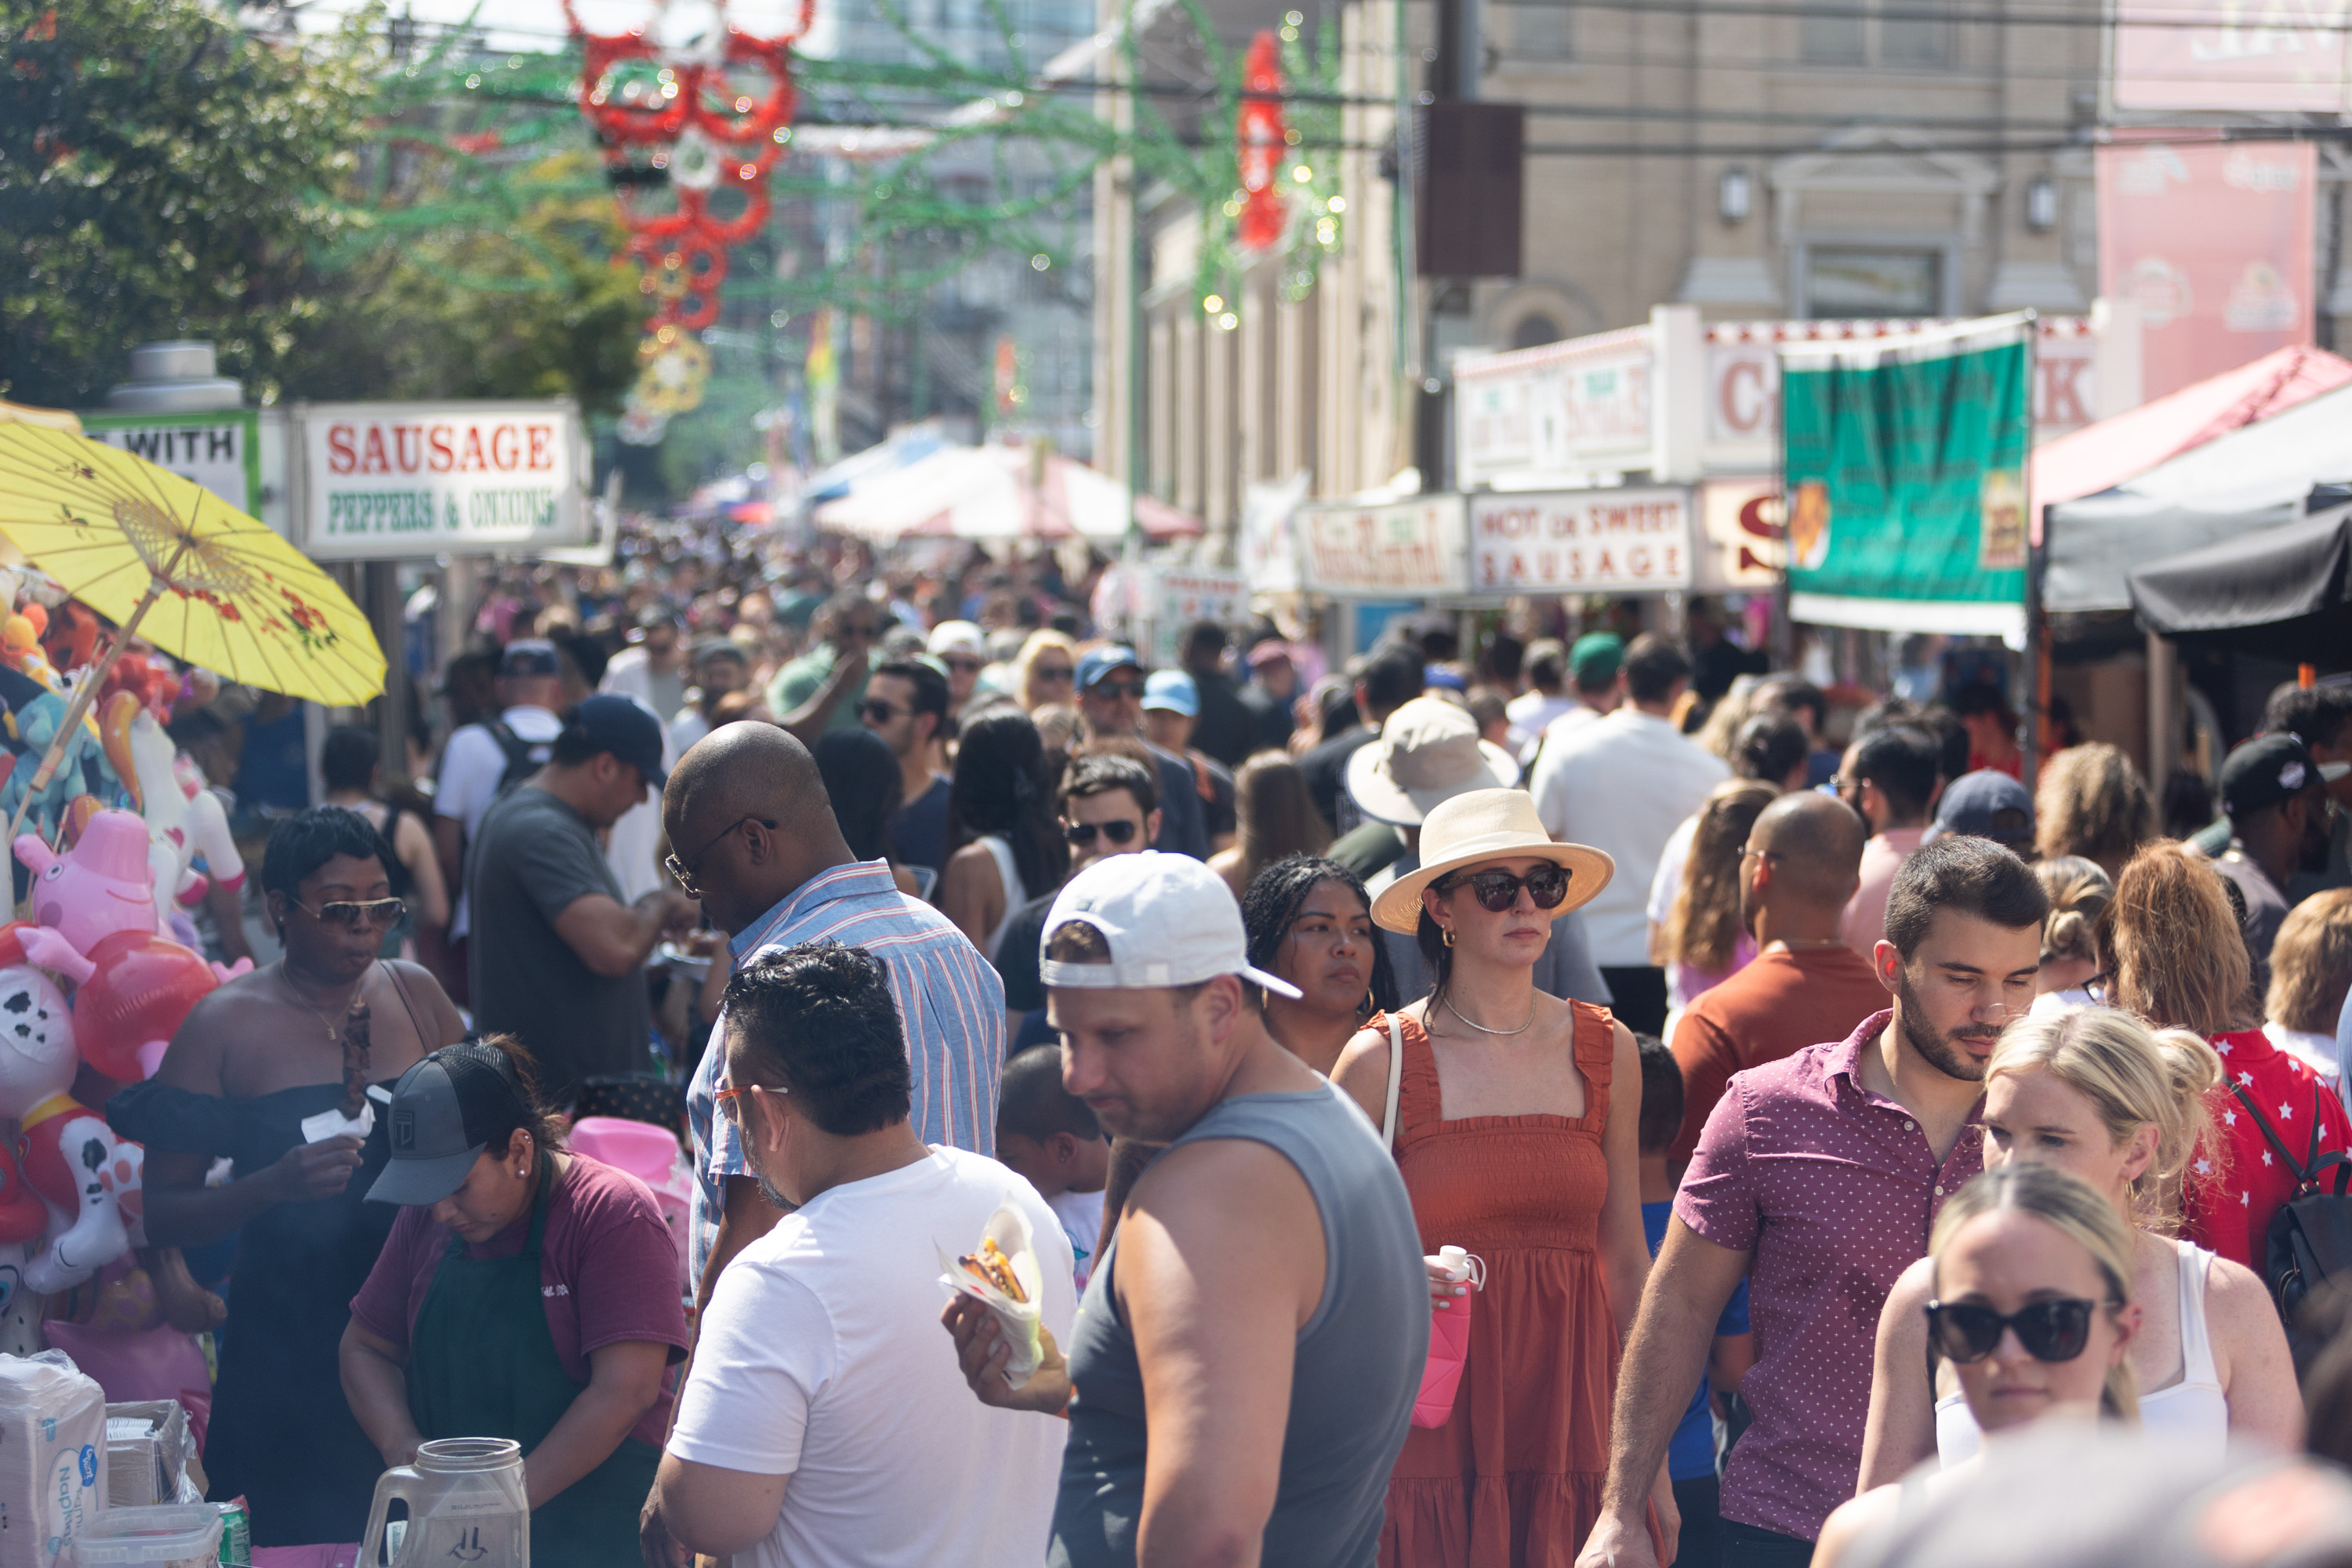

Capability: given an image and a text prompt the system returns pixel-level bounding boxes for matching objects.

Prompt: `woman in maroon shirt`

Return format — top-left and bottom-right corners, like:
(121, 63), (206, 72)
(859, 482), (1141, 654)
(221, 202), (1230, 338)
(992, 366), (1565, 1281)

(2101, 842), (2352, 1275)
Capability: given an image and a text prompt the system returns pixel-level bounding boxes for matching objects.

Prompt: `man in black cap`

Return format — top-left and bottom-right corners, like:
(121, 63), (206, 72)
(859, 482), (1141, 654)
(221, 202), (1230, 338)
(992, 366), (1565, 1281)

(2201, 732), (2338, 982)
(467, 695), (700, 1099)
(1926, 770), (2035, 857)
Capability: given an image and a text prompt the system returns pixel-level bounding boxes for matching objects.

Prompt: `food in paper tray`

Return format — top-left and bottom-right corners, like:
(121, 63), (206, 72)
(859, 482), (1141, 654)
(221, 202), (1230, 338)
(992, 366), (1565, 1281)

(958, 1237), (1026, 1303)
(937, 1203), (1045, 1382)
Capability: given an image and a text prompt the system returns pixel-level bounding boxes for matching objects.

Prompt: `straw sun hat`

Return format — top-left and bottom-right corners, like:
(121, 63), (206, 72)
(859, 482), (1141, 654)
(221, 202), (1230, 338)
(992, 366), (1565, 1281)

(1370, 788), (1615, 935)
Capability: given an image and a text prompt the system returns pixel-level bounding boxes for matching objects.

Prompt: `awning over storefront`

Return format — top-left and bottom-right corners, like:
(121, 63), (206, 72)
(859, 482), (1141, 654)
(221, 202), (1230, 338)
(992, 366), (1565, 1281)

(2030, 344), (2352, 524)
(2128, 505), (2352, 665)
(814, 443), (1201, 543)
(2044, 379), (2352, 613)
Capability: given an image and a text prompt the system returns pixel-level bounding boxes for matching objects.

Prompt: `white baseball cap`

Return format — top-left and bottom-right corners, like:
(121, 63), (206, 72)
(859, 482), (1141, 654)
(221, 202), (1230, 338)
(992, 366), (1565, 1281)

(1040, 851), (1302, 997)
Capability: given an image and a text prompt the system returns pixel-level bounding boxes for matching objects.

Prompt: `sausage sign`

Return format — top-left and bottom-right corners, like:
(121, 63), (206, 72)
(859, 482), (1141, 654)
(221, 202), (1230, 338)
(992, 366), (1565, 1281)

(296, 401), (590, 559)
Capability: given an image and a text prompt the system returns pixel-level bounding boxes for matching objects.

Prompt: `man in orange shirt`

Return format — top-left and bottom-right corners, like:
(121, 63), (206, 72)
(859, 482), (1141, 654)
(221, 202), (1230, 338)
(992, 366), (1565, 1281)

(1668, 791), (1887, 1165)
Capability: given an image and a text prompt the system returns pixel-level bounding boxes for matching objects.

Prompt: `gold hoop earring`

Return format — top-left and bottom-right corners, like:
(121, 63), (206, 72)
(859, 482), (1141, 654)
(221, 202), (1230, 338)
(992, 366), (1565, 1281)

(1441, 927), (1455, 948)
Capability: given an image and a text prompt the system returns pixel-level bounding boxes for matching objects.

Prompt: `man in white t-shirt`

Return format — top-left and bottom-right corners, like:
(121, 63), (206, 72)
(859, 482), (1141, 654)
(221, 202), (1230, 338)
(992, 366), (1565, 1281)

(434, 639), (567, 946)
(645, 941), (1074, 1568)
(1529, 633), (1728, 1036)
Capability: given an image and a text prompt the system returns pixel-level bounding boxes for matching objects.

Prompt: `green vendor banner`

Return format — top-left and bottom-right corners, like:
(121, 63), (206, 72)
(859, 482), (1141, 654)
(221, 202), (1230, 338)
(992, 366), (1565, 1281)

(1780, 311), (2033, 638)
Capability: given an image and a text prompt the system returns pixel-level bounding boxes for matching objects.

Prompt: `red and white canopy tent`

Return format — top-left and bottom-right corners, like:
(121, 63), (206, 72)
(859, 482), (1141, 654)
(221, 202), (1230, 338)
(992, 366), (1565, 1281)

(813, 443), (1202, 543)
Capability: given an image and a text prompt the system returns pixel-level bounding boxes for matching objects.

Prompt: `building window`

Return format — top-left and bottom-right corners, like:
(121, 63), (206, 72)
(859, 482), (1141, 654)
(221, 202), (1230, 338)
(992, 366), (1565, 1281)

(1805, 249), (1943, 318)
(1802, 0), (1948, 66)
(1510, 313), (1563, 349)
(1511, 1), (1573, 60)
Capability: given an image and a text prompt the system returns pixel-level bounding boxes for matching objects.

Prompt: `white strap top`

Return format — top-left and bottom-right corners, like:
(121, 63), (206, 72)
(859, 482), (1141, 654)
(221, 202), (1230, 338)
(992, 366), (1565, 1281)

(1936, 1238), (2228, 1466)
(978, 834), (1029, 961)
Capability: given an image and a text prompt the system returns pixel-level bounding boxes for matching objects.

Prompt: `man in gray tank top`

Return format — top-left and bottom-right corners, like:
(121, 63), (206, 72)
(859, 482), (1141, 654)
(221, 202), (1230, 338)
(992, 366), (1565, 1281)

(941, 850), (1427, 1567)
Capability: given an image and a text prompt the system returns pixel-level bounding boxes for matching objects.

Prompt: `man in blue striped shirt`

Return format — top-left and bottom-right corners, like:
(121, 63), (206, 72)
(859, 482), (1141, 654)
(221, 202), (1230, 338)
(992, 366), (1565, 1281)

(662, 722), (1006, 1304)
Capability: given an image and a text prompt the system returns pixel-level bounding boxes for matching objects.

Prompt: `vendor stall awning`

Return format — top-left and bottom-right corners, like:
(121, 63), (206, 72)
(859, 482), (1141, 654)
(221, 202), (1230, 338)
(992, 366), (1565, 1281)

(2030, 344), (2352, 521)
(2127, 504), (2352, 666)
(813, 443), (1203, 543)
(2044, 379), (2352, 613)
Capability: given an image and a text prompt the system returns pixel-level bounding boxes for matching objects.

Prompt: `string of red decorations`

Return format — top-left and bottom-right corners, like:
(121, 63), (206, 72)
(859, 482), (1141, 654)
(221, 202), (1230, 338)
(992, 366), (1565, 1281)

(1235, 31), (1289, 252)
(562, 0), (811, 336)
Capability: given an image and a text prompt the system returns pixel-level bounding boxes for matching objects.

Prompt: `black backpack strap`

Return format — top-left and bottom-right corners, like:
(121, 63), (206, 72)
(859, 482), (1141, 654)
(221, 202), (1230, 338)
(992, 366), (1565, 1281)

(2231, 1080), (2316, 1190)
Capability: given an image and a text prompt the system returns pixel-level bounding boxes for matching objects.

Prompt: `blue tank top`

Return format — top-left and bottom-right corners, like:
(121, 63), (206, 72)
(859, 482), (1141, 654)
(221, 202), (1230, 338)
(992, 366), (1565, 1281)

(1049, 1080), (1428, 1568)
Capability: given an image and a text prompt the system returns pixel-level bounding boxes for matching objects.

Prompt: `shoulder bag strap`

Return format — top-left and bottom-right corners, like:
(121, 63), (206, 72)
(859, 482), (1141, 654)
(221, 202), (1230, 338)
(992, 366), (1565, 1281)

(2231, 1080), (2315, 1190)
(1382, 1013), (1404, 1149)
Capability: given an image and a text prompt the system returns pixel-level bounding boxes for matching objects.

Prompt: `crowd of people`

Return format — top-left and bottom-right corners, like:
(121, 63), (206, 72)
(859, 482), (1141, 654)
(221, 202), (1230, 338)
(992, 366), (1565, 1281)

(103, 527), (2352, 1567)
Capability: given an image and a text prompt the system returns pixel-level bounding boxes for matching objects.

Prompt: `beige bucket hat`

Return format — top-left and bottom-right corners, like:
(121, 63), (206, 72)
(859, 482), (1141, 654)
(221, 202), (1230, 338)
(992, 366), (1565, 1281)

(1370, 788), (1615, 934)
(1345, 697), (1521, 826)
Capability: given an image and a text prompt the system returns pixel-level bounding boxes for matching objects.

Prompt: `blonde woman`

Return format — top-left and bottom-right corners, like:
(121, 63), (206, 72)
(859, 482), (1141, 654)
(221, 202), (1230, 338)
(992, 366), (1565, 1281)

(1857, 1006), (2299, 1491)
(1656, 780), (1777, 1021)
(1819, 1164), (2145, 1568)
(1011, 630), (1079, 713)
(2034, 742), (2159, 878)
(2028, 856), (2111, 1010)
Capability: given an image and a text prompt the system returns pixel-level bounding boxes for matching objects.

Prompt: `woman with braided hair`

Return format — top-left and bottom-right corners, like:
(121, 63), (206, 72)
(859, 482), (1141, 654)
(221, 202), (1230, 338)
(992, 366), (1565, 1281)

(1241, 855), (1401, 1074)
(937, 709), (1068, 960)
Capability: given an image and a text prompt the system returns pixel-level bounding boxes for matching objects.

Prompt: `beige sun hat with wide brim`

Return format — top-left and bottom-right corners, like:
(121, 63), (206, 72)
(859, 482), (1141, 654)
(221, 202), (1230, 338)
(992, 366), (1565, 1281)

(1370, 788), (1616, 935)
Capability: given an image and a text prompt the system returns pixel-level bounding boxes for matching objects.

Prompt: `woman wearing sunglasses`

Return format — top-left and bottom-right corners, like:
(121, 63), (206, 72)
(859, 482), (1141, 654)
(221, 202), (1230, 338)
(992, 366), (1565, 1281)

(1857, 1005), (2299, 1491)
(1331, 788), (1664, 1566)
(1816, 1163), (2144, 1568)
(937, 709), (1068, 961)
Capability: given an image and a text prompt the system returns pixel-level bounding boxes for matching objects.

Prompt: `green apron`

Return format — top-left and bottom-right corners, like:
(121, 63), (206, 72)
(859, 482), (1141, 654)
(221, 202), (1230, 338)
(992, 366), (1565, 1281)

(406, 1158), (663, 1565)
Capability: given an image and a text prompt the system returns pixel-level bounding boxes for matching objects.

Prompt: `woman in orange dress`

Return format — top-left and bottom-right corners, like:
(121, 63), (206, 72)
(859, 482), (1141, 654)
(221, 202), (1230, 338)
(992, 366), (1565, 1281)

(1334, 788), (1669, 1568)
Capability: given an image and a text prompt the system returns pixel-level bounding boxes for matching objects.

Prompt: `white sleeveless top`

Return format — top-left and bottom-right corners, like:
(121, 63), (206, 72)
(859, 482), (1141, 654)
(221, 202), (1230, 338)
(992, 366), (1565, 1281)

(978, 834), (1029, 961)
(1936, 1238), (2229, 1466)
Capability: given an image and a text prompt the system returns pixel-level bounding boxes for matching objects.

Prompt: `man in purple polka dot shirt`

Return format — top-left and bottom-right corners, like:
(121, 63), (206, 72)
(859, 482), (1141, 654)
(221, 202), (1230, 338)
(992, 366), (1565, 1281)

(1579, 837), (2048, 1568)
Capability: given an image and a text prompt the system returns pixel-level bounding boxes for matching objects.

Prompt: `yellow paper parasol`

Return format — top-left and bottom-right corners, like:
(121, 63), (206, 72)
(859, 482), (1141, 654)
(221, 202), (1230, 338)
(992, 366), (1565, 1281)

(0, 423), (385, 834)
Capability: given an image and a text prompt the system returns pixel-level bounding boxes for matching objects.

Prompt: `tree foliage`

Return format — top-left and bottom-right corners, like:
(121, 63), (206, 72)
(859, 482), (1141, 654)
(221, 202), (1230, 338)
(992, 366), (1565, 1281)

(0, 0), (646, 416)
(0, 0), (377, 406)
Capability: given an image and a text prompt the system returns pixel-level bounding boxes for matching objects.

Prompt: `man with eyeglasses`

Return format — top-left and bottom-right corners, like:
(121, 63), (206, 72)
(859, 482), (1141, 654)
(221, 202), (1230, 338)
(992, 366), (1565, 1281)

(927, 621), (989, 720)
(993, 751), (1163, 1051)
(862, 657), (955, 884)
(661, 720), (1005, 1319)
(1075, 645), (1210, 859)
(1580, 837), (2046, 1568)
(466, 695), (699, 1103)
(766, 590), (884, 739)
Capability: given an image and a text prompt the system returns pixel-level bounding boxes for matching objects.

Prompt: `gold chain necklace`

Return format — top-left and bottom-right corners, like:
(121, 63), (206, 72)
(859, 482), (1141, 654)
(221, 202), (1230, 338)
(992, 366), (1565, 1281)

(280, 969), (359, 1044)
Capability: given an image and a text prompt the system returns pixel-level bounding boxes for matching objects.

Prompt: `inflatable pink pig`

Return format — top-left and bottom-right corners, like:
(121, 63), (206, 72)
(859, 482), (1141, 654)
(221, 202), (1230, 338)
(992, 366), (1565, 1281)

(14, 811), (162, 959)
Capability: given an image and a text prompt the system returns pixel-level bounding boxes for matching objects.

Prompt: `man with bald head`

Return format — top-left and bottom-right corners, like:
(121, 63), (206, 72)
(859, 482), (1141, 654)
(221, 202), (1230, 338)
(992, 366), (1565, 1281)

(1664, 790), (1883, 1165)
(662, 720), (1007, 1309)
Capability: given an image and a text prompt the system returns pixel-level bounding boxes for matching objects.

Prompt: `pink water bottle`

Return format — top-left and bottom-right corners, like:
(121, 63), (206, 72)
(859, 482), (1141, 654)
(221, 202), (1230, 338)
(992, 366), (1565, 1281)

(1413, 1246), (1484, 1428)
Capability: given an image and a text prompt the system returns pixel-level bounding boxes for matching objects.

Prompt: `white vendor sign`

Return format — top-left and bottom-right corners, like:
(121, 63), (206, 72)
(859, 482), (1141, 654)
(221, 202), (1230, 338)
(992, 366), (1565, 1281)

(1468, 488), (1692, 594)
(293, 401), (591, 559)
(82, 412), (261, 514)
(1295, 496), (1471, 598)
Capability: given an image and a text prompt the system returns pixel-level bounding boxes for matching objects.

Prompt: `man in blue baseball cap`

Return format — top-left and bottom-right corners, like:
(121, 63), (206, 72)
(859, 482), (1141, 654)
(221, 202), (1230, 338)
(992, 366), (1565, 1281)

(1076, 646), (1210, 859)
(466, 695), (700, 1100)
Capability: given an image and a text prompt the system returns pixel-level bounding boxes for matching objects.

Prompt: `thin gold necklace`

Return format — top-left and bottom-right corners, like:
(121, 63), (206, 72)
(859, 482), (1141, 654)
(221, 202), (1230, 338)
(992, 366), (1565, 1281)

(1442, 990), (1537, 1036)
(280, 967), (361, 1043)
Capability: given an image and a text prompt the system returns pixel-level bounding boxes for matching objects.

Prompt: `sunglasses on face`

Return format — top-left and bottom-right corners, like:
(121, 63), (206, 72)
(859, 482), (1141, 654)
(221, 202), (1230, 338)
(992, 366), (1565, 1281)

(945, 656), (984, 674)
(1033, 665), (1075, 684)
(1089, 680), (1147, 702)
(859, 699), (906, 724)
(294, 897), (406, 931)
(1438, 865), (1572, 913)
(1063, 818), (1142, 848)
(1924, 1297), (2107, 1363)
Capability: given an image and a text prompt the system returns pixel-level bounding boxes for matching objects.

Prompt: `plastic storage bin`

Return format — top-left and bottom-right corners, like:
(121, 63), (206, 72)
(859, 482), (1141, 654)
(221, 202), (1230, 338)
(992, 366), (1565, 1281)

(64, 1505), (223, 1568)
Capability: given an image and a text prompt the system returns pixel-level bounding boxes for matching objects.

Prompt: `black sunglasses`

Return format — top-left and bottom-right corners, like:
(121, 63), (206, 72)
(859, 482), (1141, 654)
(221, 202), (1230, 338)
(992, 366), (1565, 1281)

(1063, 819), (1142, 848)
(1438, 864), (1571, 913)
(1924, 1297), (2107, 1364)
(859, 699), (905, 724)
(1088, 679), (1147, 701)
